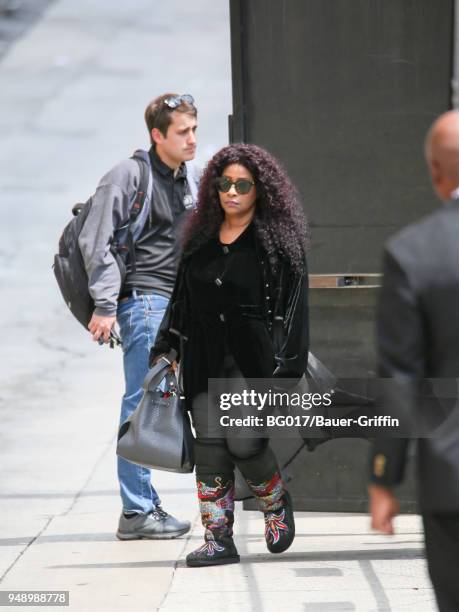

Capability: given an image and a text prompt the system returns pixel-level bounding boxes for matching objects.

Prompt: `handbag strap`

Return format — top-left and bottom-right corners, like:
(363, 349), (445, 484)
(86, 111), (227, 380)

(142, 358), (172, 391)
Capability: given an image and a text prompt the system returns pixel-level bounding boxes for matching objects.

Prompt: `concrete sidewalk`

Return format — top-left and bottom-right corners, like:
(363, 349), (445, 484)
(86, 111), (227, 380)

(1, 439), (435, 611)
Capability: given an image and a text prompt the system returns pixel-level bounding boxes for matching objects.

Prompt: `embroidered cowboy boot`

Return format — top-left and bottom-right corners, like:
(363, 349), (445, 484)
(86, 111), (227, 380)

(186, 476), (240, 568)
(246, 471), (295, 554)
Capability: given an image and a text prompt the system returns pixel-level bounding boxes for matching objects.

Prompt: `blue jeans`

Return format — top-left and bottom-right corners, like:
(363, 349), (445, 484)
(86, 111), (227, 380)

(117, 291), (169, 514)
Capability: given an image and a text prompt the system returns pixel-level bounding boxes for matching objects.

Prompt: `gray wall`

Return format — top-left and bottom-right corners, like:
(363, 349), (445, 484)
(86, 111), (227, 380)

(231, 0), (453, 511)
(230, 0), (454, 274)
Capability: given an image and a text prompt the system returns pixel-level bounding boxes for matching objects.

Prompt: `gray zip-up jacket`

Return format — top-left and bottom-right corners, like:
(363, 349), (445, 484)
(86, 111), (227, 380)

(78, 155), (199, 317)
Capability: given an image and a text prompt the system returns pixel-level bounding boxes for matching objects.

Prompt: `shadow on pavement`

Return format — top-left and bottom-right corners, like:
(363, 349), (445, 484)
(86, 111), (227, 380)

(48, 547), (425, 570)
(0, 488), (191, 499)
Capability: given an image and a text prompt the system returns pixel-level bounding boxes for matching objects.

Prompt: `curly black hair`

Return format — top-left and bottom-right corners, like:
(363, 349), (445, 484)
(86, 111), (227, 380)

(181, 143), (310, 273)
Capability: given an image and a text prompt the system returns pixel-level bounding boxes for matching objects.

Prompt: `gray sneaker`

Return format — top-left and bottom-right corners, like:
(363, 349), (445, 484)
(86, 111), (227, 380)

(116, 506), (191, 540)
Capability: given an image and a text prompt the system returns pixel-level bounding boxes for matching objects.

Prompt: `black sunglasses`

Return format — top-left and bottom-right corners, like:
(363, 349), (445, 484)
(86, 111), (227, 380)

(163, 94), (195, 109)
(216, 176), (255, 195)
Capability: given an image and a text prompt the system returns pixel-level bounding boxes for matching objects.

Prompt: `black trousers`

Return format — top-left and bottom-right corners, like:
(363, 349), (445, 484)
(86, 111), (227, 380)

(423, 512), (459, 612)
(193, 437), (279, 486)
(188, 334), (280, 485)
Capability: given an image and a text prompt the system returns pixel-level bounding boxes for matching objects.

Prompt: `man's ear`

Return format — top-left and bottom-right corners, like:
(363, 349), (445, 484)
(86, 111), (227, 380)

(428, 159), (442, 188)
(429, 159), (453, 200)
(151, 127), (164, 146)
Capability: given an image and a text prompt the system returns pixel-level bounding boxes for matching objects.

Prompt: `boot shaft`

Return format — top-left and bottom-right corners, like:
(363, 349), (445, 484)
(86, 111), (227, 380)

(197, 475), (235, 537)
(187, 475), (240, 567)
(246, 471), (284, 512)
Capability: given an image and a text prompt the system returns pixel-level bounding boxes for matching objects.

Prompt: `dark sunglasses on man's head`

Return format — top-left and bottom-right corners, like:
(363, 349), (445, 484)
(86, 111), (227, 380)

(215, 176), (255, 195)
(163, 94), (195, 109)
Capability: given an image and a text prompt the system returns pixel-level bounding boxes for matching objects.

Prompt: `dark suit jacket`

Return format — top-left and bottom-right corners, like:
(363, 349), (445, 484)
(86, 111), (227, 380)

(370, 198), (459, 512)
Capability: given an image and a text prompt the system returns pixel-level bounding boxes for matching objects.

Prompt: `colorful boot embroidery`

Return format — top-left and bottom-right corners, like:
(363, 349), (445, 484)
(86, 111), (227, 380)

(198, 477), (235, 537)
(193, 537), (226, 557)
(186, 476), (240, 567)
(247, 472), (295, 554)
(265, 506), (288, 545)
(247, 471), (284, 512)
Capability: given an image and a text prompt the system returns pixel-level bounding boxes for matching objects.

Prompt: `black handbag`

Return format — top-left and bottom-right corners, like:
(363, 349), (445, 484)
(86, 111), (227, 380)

(116, 357), (194, 473)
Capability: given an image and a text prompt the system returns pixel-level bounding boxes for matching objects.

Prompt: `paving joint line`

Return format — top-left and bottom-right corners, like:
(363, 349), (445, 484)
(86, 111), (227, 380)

(0, 434), (115, 583)
(0, 516), (53, 584)
(157, 509), (201, 611)
(61, 434), (115, 517)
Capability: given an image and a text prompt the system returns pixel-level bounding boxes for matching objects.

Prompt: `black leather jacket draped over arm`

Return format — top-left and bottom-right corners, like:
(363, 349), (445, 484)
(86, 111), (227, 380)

(271, 257), (309, 379)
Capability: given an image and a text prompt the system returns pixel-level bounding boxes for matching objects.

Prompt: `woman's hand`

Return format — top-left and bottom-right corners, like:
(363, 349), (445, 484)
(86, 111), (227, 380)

(150, 354), (177, 373)
(169, 360), (178, 372)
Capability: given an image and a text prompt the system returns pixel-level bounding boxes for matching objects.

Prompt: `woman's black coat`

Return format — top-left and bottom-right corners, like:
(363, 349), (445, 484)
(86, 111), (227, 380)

(150, 231), (309, 380)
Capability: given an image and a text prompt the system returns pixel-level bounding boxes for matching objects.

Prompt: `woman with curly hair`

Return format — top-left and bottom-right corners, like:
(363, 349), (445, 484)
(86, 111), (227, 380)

(150, 143), (309, 567)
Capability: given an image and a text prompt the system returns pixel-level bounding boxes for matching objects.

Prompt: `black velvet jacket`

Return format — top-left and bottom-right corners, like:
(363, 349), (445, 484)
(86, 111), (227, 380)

(150, 231), (309, 379)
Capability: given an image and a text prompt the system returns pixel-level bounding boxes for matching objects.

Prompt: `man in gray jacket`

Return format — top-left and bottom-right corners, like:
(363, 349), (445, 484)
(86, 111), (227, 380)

(79, 93), (198, 539)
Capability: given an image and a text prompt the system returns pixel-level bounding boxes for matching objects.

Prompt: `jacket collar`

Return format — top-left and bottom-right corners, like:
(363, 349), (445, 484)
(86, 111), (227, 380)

(149, 145), (187, 180)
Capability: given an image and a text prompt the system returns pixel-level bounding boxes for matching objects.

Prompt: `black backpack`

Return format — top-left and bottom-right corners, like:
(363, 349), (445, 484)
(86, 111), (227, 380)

(53, 152), (150, 338)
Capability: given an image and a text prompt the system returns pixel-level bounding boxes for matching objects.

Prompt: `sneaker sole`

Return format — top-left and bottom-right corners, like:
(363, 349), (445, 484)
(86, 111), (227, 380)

(116, 525), (191, 541)
(186, 555), (240, 568)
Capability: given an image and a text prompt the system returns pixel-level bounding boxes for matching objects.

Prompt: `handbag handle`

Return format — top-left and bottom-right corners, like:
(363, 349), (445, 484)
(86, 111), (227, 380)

(142, 349), (178, 391)
(142, 358), (172, 391)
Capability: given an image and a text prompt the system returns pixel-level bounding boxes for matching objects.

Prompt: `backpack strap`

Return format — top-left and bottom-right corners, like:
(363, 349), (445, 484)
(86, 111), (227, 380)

(116, 153), (197, 273)
(125, 151), (153, 274)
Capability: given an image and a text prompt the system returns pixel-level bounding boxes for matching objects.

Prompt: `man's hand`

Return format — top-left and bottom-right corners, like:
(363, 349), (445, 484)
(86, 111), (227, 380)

(88, 313), (116, 344)
(368, 484), (400, 535)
